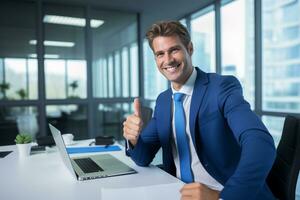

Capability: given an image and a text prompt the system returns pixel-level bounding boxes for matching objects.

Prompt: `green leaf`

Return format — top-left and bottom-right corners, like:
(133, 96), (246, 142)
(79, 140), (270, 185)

(15, 134), (32, 144)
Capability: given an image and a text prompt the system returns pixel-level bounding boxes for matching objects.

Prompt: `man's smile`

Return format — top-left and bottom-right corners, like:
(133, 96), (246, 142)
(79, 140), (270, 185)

(162, 63), (181, 72)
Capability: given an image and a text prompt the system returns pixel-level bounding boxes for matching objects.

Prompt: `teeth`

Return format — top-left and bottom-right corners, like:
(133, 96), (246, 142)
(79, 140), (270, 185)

(166, 66), (177, 72)
(166, 66), (176, 69)
(163, 63), (180, 72)
(164, 65), (177, 69)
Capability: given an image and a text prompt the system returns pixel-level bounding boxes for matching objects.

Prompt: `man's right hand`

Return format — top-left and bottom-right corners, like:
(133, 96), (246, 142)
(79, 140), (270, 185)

(123, 98), (143, 146)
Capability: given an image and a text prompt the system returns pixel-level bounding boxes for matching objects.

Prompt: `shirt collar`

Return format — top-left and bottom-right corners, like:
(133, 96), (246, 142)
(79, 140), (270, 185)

(171, 67), (196, 96)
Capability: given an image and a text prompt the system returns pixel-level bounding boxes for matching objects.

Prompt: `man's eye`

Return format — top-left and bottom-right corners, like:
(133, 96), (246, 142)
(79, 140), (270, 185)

(156, 53), (163, 58)
(171, 49), (179, 53)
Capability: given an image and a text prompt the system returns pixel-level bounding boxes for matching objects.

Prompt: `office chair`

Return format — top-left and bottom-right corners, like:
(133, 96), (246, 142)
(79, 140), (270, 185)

(267, 115), (300, 200)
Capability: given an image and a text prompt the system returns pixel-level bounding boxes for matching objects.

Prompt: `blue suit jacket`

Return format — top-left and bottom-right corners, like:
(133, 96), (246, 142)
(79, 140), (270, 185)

(127, 68), (276, 200)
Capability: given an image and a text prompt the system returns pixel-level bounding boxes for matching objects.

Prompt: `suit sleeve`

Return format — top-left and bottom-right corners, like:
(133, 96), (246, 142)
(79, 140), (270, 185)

(217, 76), (276, 200)
(126, 105), (161, 167)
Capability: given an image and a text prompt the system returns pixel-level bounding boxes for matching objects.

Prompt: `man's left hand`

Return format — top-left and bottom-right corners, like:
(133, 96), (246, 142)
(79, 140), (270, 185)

(180, 182), (220, 200)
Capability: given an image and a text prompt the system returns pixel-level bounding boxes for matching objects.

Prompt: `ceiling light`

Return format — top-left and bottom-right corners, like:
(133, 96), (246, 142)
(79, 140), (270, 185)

(29, 40), (75, 47)
(43, 15), (104, 28)
(28, 54), (60, 59)
(90, 19), (104, 28)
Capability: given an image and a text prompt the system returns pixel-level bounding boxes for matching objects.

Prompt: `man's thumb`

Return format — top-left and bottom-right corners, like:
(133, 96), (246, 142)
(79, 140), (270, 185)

(134, 98), (141, 117)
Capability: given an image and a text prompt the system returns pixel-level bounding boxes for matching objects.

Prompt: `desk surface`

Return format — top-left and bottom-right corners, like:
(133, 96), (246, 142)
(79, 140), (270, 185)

(0, 140), (183, 200)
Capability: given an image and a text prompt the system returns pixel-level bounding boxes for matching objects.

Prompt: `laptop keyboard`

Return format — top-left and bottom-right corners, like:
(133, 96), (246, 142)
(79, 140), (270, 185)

(73, 158), (104, 173)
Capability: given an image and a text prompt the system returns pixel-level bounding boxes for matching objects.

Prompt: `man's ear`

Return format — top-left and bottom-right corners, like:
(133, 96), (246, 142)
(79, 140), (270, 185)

(187, 42), (193, 56)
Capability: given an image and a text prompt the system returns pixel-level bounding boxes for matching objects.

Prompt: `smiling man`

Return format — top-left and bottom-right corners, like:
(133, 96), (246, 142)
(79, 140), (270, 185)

(123, 21), (276, 200)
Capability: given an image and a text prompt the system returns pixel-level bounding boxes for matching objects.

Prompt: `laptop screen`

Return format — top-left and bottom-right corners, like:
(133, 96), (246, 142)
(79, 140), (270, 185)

(49, 124), (78, 179)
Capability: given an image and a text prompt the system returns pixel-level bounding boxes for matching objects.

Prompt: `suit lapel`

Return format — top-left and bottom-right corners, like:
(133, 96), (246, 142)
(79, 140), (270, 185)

(190, 68), (209, 147)
(160, 89), (173, 147)
(162, 91), (176, 175)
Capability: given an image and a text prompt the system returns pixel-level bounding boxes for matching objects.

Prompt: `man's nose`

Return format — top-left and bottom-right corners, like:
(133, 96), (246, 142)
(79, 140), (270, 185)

(164, 53), (175, 64)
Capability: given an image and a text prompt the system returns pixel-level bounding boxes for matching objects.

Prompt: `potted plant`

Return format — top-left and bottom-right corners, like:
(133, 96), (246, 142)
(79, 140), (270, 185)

(16, 88), (28, 100)
(15, 134), (32, 157)
(68, 80), (79, 98)
(0, 82), (10, 99)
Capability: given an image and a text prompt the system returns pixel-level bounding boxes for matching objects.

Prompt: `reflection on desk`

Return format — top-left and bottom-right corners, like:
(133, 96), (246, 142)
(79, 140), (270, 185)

(101, 182), (184, 200)
(0, 140), (183, 200)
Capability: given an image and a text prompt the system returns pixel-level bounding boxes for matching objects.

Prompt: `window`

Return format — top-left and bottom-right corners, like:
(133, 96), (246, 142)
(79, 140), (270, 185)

(191, 6), (216, 73)
(66, 60), (87, 98)
(45, 60), (66, 99)
(262, 0), (300, 113)
(91, 10), (137, 98)
(2, 58), (38, 100)
(45, 59), (87, 99)
(180, 18), (188, 28)
(262, 115), (285, 146)
(122, 47), (130, 97)
(108, 54), (114, 97)
(44, 4), (87, 99)
(130, 43), (139, 97)
(262, 1), (300, 196)
(221, 0), (255, 108)
(114, 51), (121, 97)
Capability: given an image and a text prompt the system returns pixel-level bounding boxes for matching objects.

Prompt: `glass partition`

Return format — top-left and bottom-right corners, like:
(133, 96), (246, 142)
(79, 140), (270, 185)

(0, 106), (38, 145)
(0, 1), (38, 100)
(46, 104), (88, 139)
(96, 103), (132, 140)
(91, 10), (138, 98)
(44, 4), (87, 99)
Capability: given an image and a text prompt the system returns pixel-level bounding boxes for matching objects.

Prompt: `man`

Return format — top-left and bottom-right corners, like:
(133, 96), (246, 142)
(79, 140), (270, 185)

(123, 21), (276, 200)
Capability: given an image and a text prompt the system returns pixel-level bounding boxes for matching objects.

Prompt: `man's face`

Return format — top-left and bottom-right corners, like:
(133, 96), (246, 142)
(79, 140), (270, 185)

(152, 35), (193, 89)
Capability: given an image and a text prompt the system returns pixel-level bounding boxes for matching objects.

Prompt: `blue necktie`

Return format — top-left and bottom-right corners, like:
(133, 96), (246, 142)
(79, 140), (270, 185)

(174, 93), (193, 183)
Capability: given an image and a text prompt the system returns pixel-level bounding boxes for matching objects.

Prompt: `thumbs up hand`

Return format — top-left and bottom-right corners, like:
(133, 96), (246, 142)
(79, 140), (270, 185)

(123, 98), (144, 146)
(133, 98), (142, 118)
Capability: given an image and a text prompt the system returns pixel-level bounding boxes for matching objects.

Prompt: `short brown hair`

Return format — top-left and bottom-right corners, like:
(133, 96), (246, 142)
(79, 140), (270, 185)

(146, 20), (191, 50)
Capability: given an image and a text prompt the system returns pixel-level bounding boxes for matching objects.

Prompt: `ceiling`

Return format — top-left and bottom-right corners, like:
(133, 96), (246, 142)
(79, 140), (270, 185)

(40, 0), (175, 12)
(42, 0), (214, 35)
(0, 0), (213, 59)
(41, 0), (213, 16)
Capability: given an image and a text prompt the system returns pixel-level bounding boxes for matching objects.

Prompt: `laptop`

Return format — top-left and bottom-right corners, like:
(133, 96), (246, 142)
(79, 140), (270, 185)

(49, 124), (137, 181)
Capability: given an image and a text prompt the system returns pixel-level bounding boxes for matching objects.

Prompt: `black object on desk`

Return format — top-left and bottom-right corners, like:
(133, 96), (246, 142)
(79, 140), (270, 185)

(36, 135), (55, 146)
(95, 136), (115, 145)
(31, 145), (46, 151)
(30, 145), (46, 155)
(0, 151), (12, 158)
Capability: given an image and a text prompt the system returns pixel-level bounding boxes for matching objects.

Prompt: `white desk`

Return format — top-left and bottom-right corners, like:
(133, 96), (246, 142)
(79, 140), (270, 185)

(0, 140), (183, 200)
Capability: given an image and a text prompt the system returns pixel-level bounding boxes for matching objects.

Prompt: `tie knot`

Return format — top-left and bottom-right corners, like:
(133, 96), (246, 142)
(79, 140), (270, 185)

(174, 93), (185, 102)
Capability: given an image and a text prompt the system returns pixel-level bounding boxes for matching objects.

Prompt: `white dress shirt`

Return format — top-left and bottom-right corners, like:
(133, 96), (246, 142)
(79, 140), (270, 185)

(171, 67), (223, 191)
